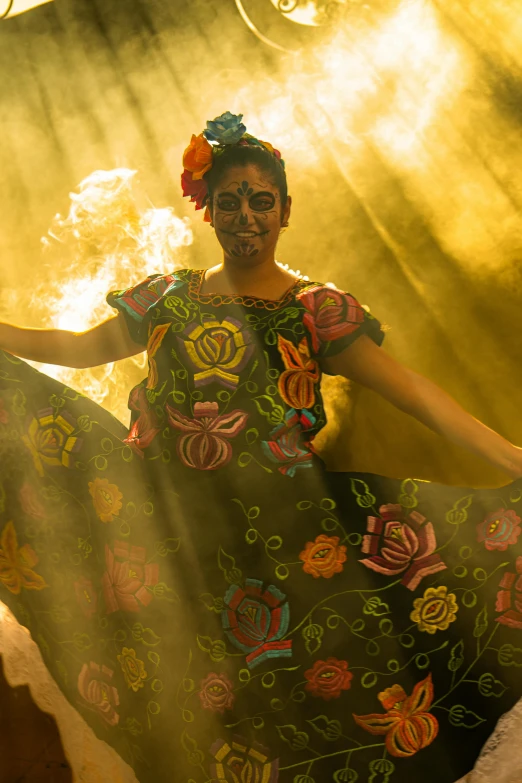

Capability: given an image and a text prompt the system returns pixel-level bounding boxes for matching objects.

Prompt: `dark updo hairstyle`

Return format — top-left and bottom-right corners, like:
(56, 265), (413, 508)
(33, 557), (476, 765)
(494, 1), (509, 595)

(204, 143), (288, 212)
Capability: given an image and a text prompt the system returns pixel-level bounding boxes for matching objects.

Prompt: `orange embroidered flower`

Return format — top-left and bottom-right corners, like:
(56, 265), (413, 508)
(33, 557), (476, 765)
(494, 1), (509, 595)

(353, 674), (439, 758)
(146, 323), (170, 390)
(182, 133), (213, 180)
(0, 521), (47, 595)
(299, 534), (347, 578)
(277, 334), (320, 410)
(88, 477), (123, 523)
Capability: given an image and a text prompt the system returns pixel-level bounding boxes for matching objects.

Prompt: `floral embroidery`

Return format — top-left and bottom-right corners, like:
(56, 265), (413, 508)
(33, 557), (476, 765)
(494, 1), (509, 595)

(0, 399), (9, 424)
(353, 674), (438, 758)
(102, 541), (159, 614)
(299, 534), (347, 578)
(0, 521), (47, 595)
(210, 736), (278, 783)
(477, 508), (521, 551)
(261, 408), (316, 477)
(18, 482), (46, 520)
(359, 503), (446, 591)
(74, 576), (98, 619)
(304, 657), (353, 700)
(167, 401), (248, 470)
(199, 672), (236, 713)
(277, 334), (320, 409)
(117, 647), (147, 692)
(178, 316), (254, 391)
(222, 578), (292, 669)
(146, 323), (171, 390)
(77, 661), (120, 726)
(410, 586), (458, 634)
(124, 387), (161, 457)
(22, 408), (82, 476)
(495, 556), (522, 629)
(298, 285), (364, 354)
(88, 477), (123, 523)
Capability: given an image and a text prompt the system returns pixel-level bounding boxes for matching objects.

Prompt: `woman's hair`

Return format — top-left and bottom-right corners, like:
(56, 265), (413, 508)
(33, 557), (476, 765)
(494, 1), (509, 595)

(204, 144), (288, 211)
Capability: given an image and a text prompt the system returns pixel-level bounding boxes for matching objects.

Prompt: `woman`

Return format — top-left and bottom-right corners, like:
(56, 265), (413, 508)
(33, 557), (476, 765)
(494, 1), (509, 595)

(0, 111), (521, 783)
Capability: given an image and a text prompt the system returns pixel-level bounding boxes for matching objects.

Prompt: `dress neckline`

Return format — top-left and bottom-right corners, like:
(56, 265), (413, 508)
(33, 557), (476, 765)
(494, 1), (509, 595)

(187, 269), (305, 310)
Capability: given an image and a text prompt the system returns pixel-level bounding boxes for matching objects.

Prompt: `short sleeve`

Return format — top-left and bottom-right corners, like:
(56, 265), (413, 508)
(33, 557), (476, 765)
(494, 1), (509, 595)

(297, 284), (385, 360)
(107, 274), (169, 345)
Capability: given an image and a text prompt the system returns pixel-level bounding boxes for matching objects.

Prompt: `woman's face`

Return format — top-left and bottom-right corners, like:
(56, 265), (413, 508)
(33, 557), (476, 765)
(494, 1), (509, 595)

(210, 163), (291, 262)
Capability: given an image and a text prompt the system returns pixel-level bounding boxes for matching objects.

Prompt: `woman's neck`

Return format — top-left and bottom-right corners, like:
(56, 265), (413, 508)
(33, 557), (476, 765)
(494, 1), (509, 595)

(200, 260), (298, 299)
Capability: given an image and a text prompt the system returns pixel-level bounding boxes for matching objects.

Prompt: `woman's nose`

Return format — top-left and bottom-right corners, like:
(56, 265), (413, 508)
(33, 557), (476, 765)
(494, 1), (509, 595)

(239, 212), (248, 226)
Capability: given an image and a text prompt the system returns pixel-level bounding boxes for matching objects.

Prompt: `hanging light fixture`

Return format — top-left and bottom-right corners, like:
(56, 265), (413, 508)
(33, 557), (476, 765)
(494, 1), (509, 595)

(0, 0), (53, 20)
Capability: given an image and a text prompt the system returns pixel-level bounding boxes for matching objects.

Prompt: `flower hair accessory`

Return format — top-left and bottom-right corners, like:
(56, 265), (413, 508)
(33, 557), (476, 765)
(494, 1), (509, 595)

(181, 111), (285, 223)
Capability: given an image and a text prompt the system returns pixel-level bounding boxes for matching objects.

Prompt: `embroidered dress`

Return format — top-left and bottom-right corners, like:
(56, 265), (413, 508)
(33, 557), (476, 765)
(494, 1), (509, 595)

(0, 267), (520, 783)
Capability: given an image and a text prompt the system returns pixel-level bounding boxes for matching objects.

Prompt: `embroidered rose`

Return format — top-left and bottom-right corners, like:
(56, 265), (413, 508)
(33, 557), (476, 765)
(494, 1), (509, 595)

(77, 661), (119, 726)
(297, 285), (364, 354)
(359, 503), (446, 591)
(261, 408), (316, 477)
(178, 316), (254, 391)
(277, 334), (320, 410)
(299, 534), (347, 578)
(183, 133), (214, 179)
(124, 387), (161, 457)
(22, 408), (82, 476)
(203, 111), (247, 145)
(222, 578), (292, 669)
(102, 540), (159, 614)
(117, 647), (147, 692)
(74, 576), (98, 619)
(210, 737), (278, 783)
(18, 482), (46, 520)
(199, 672), (235, 714)
(496, 556), (522, 629)
(88, 478), (123, 523)
(353, 674), (438, 758)
(167, 401), (248, 470)
(477, 508), (521, 552)
(146, 323), (171, 390)
(304, 657), (353, 700)
(0, 521), (47, 595)
(410, 586), (458, 634)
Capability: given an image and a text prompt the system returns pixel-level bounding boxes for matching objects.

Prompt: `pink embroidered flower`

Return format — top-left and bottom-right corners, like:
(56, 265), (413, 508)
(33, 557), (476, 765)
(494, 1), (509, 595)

(199, 672), (236, 714)
(102, 541), (159, 614)
(124, 387), (161, 457)
(74, 576), (98, 619)
(496, 556), (522, 629)
(166, 401), (248, 470)
(359, 503), (446, 591)
(260, 408), (315, 477)
(18, 482), (46, 520)
(297, 285), (364, 354)
(77, 661), (119, 726)
(477, 508), (521, 552)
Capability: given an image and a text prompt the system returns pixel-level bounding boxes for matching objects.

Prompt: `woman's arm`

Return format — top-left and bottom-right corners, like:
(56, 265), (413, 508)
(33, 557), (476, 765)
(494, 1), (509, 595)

(321, 335), (522, 479)
(0, 313), (144, 369)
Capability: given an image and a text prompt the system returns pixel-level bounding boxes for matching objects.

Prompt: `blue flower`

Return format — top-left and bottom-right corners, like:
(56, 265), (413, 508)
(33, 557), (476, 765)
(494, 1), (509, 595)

(203, 111), (247, 145)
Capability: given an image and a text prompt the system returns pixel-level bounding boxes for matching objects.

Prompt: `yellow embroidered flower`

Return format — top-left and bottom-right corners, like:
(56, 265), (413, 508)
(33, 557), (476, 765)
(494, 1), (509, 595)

(22, 409), (81, 476)
(117, 647), (147, 692)
(0, 521), (47, 595)
(410, 585), (458, 634)
(88, 478), (123, 523)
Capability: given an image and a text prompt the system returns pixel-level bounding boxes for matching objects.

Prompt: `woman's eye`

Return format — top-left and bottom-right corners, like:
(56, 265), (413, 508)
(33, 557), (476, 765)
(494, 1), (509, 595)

(217, 198), (239, 211)
(251, 196), (275, 211)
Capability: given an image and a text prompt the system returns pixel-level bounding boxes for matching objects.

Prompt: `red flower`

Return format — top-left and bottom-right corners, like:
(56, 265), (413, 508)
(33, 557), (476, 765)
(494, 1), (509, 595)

(124, 387), (161, 457)
(299, 534), (347, 578)
(102, 541), (159, 614)
(477, 508), (521, 552)
(359, 503), (446, 591)
(297, 285), (364, 354)
(181, 169), (208, 211)
(353, 674), (438, 758)
(166, 401), (248, 470)
(74, 576), (98, 619)
(496, 556), (522, 629)
(77, 661), (119, 726)
(305, 657), (353, 700)
(260, 408), (316, 477)
(199, 672), (235, 714)
(277, 334), (320, 409)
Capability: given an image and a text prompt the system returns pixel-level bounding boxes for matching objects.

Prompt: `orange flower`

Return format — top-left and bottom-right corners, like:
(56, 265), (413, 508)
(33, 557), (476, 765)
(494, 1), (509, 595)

(146, 323), (171, 390)
(277, 335), (320, 410)
(182, 133), (213, 180)
(353, 674), (439, 758)
(299, 534), (347, 578)
(0, 521), (47, 595)
(88, 478), (123, 523)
